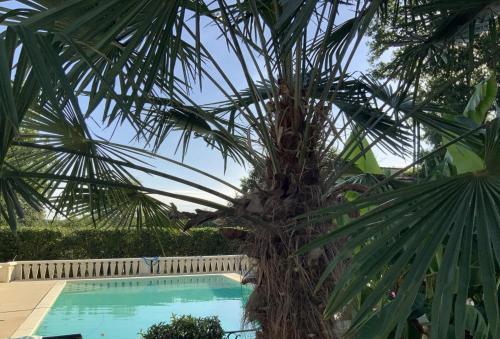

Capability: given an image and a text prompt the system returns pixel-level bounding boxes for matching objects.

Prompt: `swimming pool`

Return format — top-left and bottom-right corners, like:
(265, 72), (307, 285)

(35, 275), (253, 339)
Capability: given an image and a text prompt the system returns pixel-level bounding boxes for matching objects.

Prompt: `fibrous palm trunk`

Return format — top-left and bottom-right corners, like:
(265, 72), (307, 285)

(244, 226), (342, 339)
(239, 86), (344, 338)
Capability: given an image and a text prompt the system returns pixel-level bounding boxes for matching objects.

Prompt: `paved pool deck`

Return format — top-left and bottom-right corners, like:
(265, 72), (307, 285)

(0, 280), (65, 338)
(0, 273), (242, 338)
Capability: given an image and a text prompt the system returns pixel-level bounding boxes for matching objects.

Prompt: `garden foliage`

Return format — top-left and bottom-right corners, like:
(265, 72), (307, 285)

(140, 315), (224, 339)
(0, 227), (239, 262)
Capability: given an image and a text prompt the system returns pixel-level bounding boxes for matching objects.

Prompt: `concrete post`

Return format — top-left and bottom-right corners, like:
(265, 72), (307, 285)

(0, 262), (17, 283)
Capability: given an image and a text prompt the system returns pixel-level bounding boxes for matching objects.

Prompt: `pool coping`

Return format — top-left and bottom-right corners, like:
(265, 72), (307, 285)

(222, 273), (242, 283)
(10, 273), (243, 337)
(11, 280), (66, 337)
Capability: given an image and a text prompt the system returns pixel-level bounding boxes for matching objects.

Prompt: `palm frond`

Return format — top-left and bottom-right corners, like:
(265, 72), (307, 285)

(299, 118), (500, 338)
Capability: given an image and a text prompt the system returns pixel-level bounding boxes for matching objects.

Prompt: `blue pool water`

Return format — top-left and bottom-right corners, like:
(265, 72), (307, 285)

(35, 275), (253, 339)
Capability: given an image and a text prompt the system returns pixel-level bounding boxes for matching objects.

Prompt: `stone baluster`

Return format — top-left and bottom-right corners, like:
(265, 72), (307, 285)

(3, 255), (249, 281)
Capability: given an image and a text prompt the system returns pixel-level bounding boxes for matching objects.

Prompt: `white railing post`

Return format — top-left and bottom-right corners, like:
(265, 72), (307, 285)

(0, 262), (17, 282)
(138, 258), (150, 275)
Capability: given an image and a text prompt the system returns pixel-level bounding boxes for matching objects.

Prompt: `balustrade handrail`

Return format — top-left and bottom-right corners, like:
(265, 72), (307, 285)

(0, 255), (252, 283)
(10, 254), (246, 264)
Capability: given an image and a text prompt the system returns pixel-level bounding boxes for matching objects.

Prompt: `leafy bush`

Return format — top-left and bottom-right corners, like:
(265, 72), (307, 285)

(0, 227), (240, 262)
(140, 315), (224, 339)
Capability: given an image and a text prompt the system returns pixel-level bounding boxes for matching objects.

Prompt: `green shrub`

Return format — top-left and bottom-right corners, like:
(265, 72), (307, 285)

(0, 227), (240, 261)
(141, 315), (224, 339)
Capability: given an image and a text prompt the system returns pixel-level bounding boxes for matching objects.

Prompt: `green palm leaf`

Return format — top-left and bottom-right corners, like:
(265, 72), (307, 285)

(299, 119), (500, 338)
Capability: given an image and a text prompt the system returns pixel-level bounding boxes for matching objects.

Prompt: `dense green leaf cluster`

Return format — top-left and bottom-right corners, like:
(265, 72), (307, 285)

(140, 315), (224, 339)
(0, 227), (240, 262)
(368, 0), (500, 149)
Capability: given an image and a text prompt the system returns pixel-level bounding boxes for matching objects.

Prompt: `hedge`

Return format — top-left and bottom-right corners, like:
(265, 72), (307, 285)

(0, 228), (241, 262)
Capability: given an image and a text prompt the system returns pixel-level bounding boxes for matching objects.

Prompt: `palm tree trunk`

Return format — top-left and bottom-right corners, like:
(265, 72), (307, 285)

(241, 91), (344, 338)
(243, 221), (344, 338)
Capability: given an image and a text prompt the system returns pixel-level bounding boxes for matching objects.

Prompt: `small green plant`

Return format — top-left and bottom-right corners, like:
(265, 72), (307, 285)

(140, 315), (224, 339)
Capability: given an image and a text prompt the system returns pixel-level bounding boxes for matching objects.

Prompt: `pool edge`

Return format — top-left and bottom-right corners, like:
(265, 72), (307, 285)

(222, 273), (242, 283)
(11, 280), (66, 337)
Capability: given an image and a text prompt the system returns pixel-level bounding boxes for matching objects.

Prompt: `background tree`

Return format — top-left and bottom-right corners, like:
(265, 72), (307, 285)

(368, 0), (500, 146)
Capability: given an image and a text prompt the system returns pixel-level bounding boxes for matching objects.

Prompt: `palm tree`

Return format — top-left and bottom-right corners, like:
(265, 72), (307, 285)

(0, 1), (498, 338)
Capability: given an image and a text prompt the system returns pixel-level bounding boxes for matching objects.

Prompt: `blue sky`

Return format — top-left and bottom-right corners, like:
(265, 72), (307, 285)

(76, 7), (407, 210)
(2, 3), (411, 211)
(92, 29), (409, 211)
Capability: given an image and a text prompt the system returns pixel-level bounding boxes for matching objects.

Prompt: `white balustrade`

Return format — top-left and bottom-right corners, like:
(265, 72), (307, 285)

(0, 255), (250, 282)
